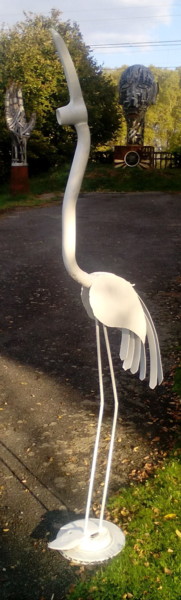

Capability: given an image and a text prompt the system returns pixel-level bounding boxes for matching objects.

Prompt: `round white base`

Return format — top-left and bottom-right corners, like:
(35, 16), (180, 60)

(48, 518), (125, 564)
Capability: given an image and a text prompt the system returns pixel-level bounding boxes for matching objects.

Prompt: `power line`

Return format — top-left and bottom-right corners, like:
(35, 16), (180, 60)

(0, 12), (180, 21)
(90, 39), (181, 48)
(64, 14), (181, 23)
(28, 2), (181, 12)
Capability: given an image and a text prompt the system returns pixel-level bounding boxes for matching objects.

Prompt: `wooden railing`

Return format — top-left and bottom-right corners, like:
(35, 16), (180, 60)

(113, 146), (181, 169)
(154, 152), (181, 169)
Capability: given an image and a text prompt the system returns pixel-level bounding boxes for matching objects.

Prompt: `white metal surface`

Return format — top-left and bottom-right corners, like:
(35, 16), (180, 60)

(50, 30), (163, 565)
(48, 519), (125, 564)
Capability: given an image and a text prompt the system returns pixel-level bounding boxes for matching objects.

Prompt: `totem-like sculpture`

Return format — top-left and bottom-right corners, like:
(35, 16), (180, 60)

(119, 65), (158, 146)
(5, 84), (36, 192)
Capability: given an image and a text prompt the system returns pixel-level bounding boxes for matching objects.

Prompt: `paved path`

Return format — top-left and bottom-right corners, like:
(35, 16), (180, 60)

(0, 193), (180, 599)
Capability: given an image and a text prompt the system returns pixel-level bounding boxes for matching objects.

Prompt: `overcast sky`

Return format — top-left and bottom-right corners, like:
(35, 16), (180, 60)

(0, 0), (180, 69)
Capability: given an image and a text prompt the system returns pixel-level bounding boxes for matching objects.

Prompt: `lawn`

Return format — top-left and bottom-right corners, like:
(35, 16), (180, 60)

(0, 163), (181, 213)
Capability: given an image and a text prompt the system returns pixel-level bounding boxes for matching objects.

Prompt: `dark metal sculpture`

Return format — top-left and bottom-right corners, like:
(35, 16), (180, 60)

(119, 65), (158, 145)
(5, 84), (36, 165)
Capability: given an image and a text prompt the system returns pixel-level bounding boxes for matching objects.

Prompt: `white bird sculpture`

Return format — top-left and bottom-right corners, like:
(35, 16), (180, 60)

(48, 31), (163, 564)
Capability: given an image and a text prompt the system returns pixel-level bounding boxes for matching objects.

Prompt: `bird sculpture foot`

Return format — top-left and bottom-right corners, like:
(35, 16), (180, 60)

(48, 518), (125, 564)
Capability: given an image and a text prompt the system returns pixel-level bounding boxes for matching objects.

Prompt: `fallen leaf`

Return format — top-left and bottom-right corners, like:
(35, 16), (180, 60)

(164, 513), (176, 520)
(176, 529), (181, 538)
(164, 567), (172, 575)
(68, 584), (76, 593)
(134, 543), (140, 552)
(152, 507), (160, 515)
(121, 508), (129, 517)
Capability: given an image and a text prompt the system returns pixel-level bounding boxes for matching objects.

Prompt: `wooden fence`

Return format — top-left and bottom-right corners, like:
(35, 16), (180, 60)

(154, 152), (181, 169)
(113, 146), (181, 169)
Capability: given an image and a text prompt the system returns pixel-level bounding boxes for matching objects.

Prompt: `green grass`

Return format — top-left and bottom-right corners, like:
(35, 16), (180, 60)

(0, 163), (181, 213)
(67, 450), (181, 600)
(82, 164), (181, 193)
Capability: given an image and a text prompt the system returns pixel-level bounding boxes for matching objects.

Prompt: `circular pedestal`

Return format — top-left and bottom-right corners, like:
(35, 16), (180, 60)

(48, 518), (125, 564)
(11, 165), (29, 194)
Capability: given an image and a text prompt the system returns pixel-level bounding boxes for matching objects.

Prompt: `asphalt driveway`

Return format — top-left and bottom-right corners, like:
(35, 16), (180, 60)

(0, 192), (180, 599)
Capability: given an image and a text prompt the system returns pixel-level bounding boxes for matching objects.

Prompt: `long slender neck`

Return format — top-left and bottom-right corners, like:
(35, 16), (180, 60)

(62, 121), (92, 288)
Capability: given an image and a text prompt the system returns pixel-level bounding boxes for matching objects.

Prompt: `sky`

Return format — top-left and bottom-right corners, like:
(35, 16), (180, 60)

(0, 0), (180, 70)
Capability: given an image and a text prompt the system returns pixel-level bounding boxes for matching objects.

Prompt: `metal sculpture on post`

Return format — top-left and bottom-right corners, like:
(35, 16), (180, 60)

(5, 83), (36, 193)
(119, 65), (158, 146)
(48, 32), (163, 565)
(115, 65), (158, 169)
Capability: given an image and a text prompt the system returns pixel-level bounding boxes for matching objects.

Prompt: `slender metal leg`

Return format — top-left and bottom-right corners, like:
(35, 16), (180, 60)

(49, 321), (125, 563)
(98, 325), (119, 530)
(84, 319), (105, 535)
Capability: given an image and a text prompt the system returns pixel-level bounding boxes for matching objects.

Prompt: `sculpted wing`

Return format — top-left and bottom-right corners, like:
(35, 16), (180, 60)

(119, 301), (163, 388)
(81, 273), (163, 389)
(89, 272), (146, 342)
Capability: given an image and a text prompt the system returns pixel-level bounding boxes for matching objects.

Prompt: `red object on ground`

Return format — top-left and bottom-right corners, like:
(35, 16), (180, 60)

(10, 165), (29, 194)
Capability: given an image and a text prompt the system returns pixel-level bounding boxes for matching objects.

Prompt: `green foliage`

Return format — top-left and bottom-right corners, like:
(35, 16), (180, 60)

(68, 451), (181, 600)
(0, 10), (120, 178)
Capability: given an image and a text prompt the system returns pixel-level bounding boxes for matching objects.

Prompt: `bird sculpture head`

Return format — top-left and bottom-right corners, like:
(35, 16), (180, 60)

(52, 29), (88, 127)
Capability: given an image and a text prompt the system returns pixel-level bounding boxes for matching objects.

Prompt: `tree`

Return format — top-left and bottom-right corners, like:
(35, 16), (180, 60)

(0, 10), (120, 178)
(144, 67), (181, 150)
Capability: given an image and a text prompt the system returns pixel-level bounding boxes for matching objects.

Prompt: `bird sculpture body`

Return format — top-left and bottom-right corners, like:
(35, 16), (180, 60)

(49, 31), (163, 564)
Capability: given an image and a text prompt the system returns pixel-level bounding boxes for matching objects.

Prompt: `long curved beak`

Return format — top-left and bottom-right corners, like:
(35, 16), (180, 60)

(51, 29), (88, 126)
